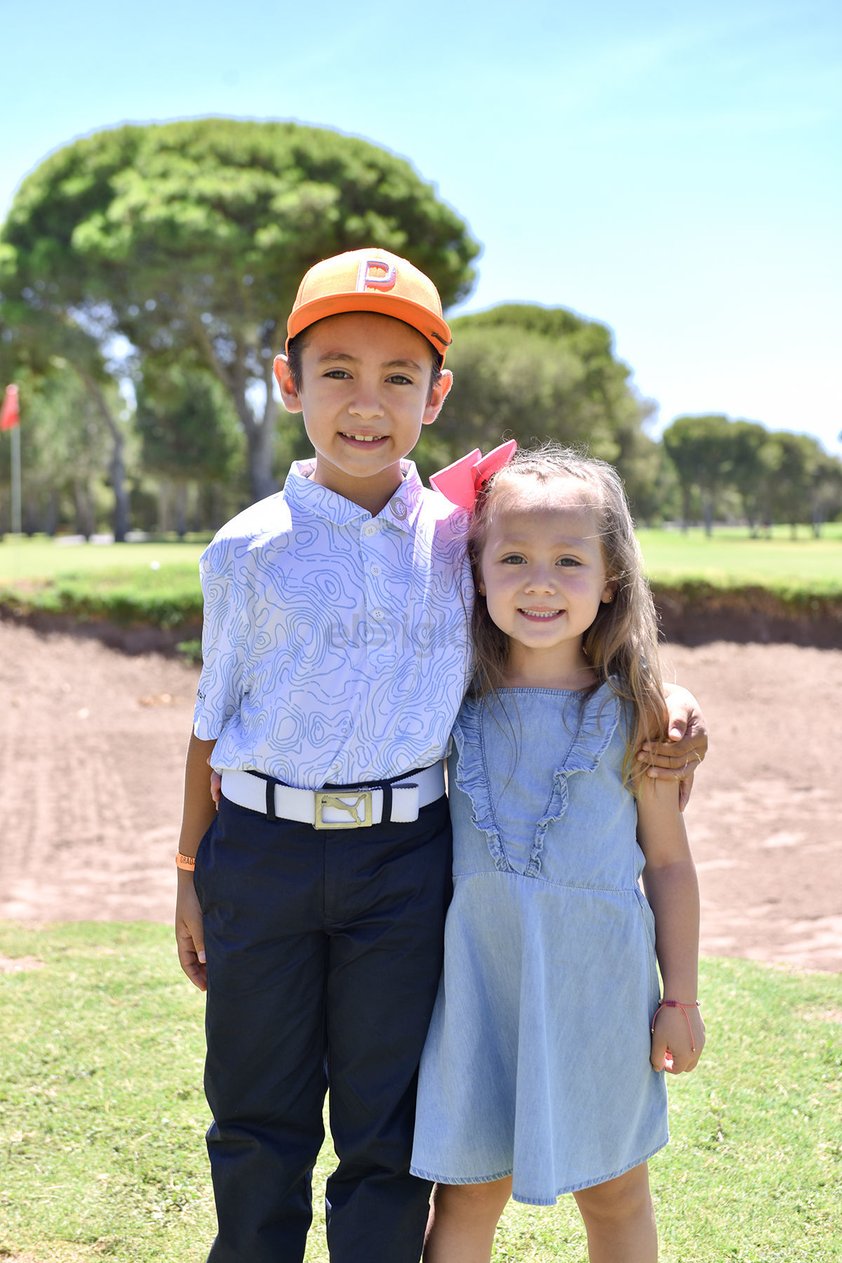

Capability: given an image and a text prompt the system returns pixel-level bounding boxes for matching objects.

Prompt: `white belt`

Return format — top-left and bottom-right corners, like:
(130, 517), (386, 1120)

(220, 764), (445, 830)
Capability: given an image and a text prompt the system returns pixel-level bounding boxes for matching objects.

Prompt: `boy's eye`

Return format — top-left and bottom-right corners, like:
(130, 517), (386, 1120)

(323, 368), (351, 379)
(386, 373), (413, 386)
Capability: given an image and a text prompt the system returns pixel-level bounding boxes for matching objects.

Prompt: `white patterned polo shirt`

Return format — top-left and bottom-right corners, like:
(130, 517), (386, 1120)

(194, 459), (473, 789)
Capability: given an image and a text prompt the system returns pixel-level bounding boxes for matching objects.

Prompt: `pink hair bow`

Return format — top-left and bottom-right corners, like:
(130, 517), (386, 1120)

(430, 440), (517, 510)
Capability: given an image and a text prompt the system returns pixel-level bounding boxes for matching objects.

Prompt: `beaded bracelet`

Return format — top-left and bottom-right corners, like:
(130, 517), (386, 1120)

(175, 852), (196, 871)
(650, 999), (701, 1052)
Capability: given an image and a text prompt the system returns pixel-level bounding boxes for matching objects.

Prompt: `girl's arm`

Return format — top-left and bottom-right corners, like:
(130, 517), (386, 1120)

(637, 776), (706, 1074)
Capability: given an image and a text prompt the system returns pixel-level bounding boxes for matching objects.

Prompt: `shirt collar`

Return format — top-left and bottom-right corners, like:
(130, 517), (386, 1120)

(283, 459), (426, 532)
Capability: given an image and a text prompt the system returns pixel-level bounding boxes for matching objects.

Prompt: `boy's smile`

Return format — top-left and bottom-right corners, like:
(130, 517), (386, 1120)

(274, 312), (452, 514)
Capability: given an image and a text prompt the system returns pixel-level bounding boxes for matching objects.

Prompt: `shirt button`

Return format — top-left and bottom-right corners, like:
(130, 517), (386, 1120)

(371, 608), (384, 621)
(363, 522), (378, 536)
(370, 563), (381, 576)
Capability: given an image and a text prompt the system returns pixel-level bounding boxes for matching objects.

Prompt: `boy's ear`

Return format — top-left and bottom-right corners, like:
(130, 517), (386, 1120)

(273, 354), (302, 414)
(422, 368), (454, 427)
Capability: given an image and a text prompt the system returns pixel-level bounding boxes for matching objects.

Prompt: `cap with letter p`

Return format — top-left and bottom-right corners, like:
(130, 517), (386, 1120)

(286, 248), (452, 362)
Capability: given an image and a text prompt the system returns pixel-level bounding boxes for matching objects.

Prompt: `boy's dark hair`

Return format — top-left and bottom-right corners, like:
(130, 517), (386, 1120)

(286, 331), (444, 401)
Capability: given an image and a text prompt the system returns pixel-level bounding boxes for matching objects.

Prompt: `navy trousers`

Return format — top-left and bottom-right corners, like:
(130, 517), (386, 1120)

(194, 792), (452, 1263)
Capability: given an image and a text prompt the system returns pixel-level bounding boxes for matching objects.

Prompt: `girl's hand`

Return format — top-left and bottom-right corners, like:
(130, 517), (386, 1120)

(650, 1003), (706, 1074)
(210, 770), (222, 804)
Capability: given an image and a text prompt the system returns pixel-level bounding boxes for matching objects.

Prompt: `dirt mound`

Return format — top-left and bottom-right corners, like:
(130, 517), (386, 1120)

(0, 623), (838, 972)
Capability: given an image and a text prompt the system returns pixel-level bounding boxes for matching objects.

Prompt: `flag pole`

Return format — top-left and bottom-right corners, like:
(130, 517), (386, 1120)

(10, 424), (21, 534)
(1, 384), (21, 533)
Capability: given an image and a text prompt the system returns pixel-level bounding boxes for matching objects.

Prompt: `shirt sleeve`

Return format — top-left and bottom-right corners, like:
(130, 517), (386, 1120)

(193, 538), (248, 740)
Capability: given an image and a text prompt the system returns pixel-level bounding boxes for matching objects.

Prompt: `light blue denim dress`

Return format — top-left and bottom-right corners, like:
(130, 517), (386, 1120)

(410, 684), (668, 1205)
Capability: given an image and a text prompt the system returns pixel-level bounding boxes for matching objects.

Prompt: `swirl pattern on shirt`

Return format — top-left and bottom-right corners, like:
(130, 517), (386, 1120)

(194, 460), (473, 788)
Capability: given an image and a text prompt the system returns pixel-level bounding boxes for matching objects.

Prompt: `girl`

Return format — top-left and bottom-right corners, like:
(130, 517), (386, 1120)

(411, 445), (705, 1263)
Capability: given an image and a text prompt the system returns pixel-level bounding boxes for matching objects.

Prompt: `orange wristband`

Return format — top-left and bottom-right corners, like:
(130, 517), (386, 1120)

(175, 852), (196, 871)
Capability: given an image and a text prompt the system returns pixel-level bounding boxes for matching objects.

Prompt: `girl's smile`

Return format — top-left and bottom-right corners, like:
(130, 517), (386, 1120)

(477, 481), (614, 684)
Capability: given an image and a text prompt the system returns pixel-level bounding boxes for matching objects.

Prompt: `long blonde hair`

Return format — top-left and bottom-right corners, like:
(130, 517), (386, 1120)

(468, 444), (667, 787)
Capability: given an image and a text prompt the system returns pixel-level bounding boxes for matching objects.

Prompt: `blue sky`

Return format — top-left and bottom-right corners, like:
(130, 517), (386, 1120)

(2, 0), (840, 453)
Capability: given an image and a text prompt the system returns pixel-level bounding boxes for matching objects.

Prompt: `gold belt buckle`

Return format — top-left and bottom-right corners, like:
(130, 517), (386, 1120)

(314, 790), (373, 830)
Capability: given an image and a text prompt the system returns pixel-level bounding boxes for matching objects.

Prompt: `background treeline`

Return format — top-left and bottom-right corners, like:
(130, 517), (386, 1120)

(1, 119), (840, 540)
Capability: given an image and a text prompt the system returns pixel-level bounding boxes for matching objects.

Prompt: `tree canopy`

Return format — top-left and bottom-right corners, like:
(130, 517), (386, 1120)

(662, 414), (841, 535)
(2, 121), (839, 537)
(433, 303), (657, 508)
(662, 415), (736, 533)
(1, 118), (480, 499)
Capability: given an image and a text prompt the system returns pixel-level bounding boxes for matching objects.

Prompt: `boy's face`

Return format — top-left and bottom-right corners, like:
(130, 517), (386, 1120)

(274, 312), (452, 511)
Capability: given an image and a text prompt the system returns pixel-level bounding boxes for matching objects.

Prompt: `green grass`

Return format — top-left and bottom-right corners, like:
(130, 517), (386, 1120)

(0, 536), (210, 582)
(0, 539), (206, 629)
(1, 923), (839, 1262)
(0, 528), (841, 634)
(640, 525), (842, 599)
(1, 527), (842, 601)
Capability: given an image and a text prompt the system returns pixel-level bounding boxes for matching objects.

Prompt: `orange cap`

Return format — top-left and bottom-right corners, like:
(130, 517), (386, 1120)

(286, 248), (452, 361)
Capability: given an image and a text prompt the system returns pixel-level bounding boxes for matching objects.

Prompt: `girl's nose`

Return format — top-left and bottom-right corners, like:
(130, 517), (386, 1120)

(524, 570), (557, 594)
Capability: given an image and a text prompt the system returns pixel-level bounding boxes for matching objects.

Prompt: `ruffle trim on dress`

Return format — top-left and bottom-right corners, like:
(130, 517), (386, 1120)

(451, 702), (511, 871)
(451, 682), (623, 876)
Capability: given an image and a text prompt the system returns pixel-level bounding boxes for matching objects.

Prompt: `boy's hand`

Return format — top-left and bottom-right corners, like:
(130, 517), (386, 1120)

(650, 1004), (706, 1074)
(175, 875), (207, 992)
(210, 770), (222, 804)
(638, 683), (708, 810)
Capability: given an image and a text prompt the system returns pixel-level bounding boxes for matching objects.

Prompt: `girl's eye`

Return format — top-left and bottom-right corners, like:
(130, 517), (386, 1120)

(501, 554), (526, 565)
(557, 557), (581, 567)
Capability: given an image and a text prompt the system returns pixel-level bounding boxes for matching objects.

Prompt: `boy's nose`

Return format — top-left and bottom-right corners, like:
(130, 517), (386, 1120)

(348, 390), (385, 420)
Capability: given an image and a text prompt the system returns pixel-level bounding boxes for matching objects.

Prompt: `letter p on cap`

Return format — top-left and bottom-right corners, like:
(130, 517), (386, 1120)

(356, 258), (397, 292)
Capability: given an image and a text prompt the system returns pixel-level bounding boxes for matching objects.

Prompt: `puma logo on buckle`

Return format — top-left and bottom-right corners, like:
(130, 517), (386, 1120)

(314, 790), (374, 829)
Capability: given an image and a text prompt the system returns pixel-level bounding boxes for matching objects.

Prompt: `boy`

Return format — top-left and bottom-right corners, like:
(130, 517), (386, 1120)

(175, 248), (706, 1263)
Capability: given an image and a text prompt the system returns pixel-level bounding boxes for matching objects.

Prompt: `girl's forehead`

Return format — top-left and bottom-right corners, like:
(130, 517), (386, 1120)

(488, 475), (601, 520)
(482, 502), (604, 551)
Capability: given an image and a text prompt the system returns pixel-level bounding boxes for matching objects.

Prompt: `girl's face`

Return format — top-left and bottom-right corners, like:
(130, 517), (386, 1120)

(477, 478), (614, 673)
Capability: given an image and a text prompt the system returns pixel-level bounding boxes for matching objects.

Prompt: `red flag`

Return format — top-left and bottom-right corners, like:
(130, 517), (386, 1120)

(0, 384), (20, 431)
